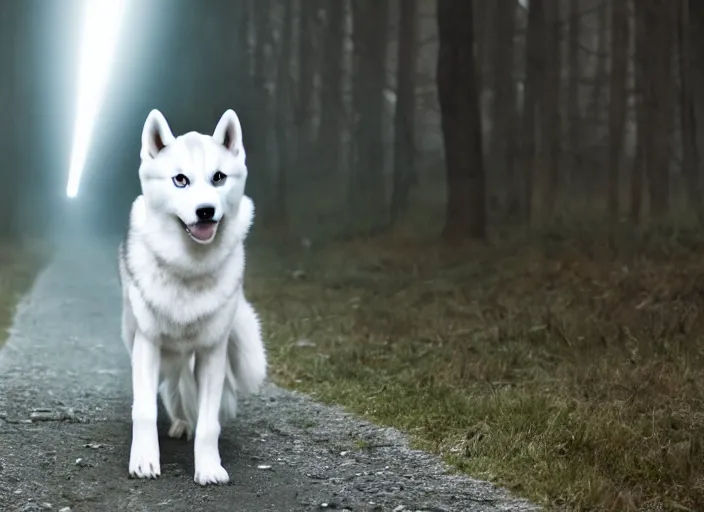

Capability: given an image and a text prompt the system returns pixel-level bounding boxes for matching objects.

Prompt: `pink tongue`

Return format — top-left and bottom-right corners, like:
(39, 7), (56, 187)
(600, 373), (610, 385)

(188, 222), (216, 241)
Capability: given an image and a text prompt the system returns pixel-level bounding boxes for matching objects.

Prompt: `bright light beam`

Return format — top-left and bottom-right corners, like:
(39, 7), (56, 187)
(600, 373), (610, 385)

(66, 0), (128, 199)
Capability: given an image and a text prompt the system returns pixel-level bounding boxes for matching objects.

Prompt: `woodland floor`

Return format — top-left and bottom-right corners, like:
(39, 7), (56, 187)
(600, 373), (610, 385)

(251, 225), (704, 511)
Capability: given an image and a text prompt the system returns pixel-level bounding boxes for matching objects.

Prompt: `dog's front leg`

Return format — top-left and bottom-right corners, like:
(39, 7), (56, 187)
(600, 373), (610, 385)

(128, 331), (161, 478)
(193, 341), (229, 485)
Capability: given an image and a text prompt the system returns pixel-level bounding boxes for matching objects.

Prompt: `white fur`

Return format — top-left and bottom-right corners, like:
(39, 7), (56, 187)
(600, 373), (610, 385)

(118, 109), (267, 486)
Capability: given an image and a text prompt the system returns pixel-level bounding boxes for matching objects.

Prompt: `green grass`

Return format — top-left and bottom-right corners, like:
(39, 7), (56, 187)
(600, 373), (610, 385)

(248, 231), (704, 511)
(0, 240), (49, 347)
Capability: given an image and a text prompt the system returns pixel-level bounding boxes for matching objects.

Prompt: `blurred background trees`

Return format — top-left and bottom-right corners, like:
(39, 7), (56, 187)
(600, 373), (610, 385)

(2, 0), (702, 244)
(210, 0), (704, 244)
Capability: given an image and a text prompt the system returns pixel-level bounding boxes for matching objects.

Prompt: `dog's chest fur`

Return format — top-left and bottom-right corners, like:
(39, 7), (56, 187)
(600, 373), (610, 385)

(119, 237), (244, 351)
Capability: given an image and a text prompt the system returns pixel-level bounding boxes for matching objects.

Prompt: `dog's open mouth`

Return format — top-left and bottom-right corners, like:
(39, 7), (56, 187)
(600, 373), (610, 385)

(183, 220), (219, 243)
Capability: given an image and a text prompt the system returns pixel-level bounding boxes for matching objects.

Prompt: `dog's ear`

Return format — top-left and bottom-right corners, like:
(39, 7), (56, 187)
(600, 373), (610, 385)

(141, 109), (175, 160)
(213, 109), (244, 156)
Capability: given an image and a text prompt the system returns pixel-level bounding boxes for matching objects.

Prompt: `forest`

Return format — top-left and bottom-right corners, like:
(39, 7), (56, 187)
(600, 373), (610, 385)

(1, 0), (704, 510)
(240, 1), (704, 510)
(224, 0), (704, 242)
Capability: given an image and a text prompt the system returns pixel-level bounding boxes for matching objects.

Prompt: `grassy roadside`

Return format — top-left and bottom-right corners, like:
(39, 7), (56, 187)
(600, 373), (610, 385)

(249, 232), (704, 511)
(0, 240), (50, 348)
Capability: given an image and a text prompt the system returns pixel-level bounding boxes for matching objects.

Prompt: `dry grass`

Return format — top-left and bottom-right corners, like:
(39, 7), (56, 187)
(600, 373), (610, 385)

(0, 240), (49, 347)
(247, 229), (704, 511)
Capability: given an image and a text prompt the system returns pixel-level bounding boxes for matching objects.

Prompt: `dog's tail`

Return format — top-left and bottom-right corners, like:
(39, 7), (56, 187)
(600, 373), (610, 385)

(161, 296), (266, 429)
(221, 295), (268, 421)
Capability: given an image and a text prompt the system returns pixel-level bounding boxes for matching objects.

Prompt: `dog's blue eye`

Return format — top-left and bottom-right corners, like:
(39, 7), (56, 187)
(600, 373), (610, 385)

(172, 174), (189, 188)
(212, 171), (227, 186)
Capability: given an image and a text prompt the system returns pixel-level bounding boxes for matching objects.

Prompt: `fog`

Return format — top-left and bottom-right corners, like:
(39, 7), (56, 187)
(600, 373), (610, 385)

(3, 0), (253, 240)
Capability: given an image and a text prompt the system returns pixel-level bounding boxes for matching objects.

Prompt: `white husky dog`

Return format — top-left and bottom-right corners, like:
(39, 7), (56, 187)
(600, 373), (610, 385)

(118, 109), (267, 486)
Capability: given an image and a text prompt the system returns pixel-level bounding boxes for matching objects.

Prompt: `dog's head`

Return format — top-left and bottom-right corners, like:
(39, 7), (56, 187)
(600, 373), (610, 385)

(137, 109), (247, 245)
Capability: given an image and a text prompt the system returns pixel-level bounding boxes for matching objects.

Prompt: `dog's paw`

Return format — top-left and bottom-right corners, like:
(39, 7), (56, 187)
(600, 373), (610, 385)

(168, 419), (193, 440)
(129, 453), (161, 479)
(194, 462), (230, 486)
(128, 433), (161, 479)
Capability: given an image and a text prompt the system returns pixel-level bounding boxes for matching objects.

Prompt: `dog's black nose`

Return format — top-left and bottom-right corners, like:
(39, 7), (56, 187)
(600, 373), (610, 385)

(195, 206), (216, 221)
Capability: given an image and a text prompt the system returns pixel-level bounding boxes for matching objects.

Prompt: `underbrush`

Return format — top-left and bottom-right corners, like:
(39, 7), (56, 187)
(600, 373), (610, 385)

(249, 229), (704, 511)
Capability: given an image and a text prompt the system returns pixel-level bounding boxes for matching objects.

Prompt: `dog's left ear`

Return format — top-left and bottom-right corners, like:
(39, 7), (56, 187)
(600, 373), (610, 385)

(213, 109), (244, 156)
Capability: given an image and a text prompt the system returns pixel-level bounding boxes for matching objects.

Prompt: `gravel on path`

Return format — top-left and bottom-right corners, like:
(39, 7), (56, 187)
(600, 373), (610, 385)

(0, 242), (540, 512)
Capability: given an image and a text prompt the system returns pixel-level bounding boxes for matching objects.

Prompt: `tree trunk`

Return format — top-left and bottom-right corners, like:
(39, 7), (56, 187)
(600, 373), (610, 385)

(489, 0), (518, 218)
(233, 0), (255, 161)
(273, 0), (294, 226)
(607, 0), (629, 224)
(519, 0), (545, 224)
(587, 1), (608, 205)
(643, 0), (674, 218)
(390, 0), (418, 226)
(566, 0), (581, 206)
(296, 0), (318, 174)
(236, 0), (253, 78)
(253, 0), (272, 101)
(631, 0), (646, 224)
(316, 0), (345, 175)
(588, 2), (608, 116)
(567, 0), (582, 192)
(541, 0), (561, 222)
(437, 0), (486, 240)
(678, 0), (704, 222)
(250, 0), (273, 213)
(348, 0), (390, 227)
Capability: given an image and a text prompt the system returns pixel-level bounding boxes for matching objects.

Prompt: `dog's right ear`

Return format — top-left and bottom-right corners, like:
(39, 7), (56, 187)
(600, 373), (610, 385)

(213, 109), (244, 157)
(140, 109), (175, 160)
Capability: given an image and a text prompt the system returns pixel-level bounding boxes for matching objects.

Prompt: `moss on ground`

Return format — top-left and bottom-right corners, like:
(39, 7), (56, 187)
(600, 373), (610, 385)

(248, 231), (704, 511)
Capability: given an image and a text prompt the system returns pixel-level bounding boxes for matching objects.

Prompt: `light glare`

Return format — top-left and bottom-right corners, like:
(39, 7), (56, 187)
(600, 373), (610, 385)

(66, 0), (128, 198)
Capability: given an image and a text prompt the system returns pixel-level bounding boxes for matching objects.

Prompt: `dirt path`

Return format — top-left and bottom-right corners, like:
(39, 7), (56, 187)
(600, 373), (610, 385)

(0, 242), (539, 512)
